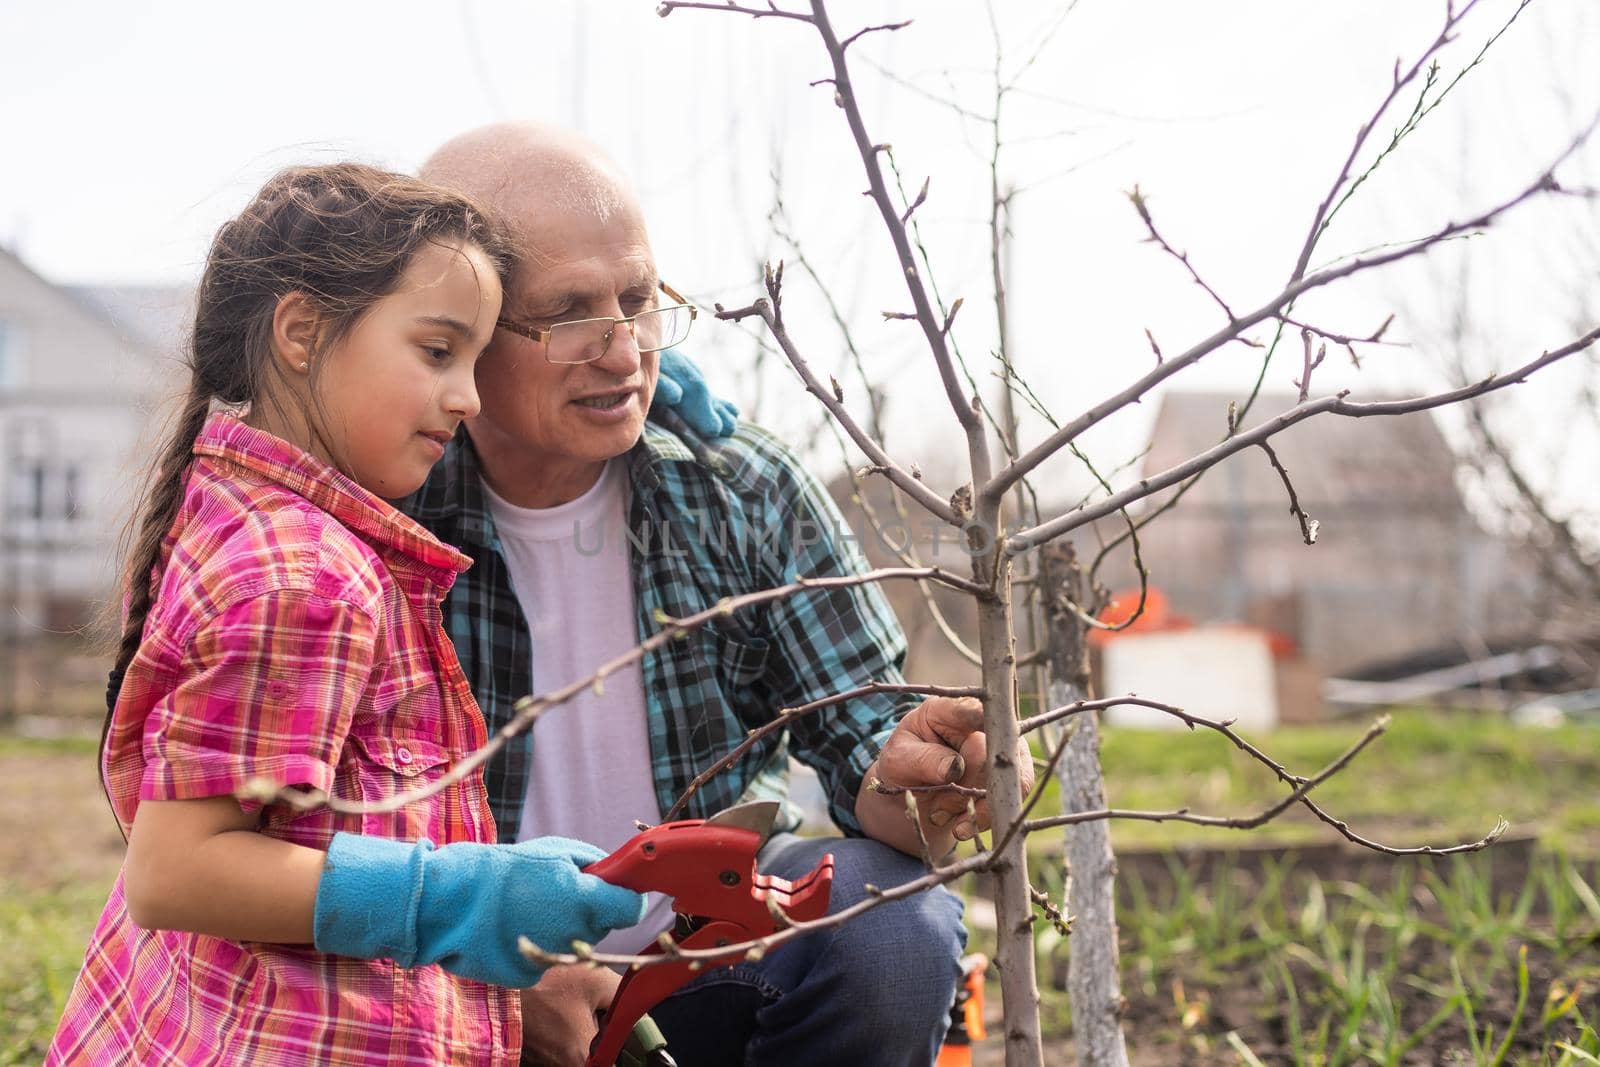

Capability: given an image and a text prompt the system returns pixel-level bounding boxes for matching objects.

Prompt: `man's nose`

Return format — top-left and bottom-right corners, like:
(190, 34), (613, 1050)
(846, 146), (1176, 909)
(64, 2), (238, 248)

(592, 319), (642, 378)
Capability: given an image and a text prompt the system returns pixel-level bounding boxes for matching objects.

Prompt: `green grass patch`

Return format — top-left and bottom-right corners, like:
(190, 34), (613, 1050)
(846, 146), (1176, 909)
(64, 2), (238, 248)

(1025, 709), (1600, 854)
(0, 734), (98, 760)
(0, 880), (109, 1066)
(1080, 849), (1600, 1064)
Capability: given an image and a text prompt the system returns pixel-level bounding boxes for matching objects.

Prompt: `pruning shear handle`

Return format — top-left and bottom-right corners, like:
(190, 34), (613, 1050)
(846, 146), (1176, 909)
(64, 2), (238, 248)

(580, 803), (834, 1067)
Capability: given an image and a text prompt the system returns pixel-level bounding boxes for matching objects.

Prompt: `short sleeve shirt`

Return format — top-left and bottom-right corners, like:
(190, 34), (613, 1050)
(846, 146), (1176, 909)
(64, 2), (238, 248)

(49, 414), (520, 1066)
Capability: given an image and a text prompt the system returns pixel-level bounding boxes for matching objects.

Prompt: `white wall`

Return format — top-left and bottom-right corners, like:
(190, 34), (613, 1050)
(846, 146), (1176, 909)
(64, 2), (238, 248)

(0, 251), (168, 619)
(1101, 628), (1279, 733)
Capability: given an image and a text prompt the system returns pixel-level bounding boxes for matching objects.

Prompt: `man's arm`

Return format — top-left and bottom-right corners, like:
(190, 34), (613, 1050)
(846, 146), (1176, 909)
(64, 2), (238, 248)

(739, 429), (1032, 852)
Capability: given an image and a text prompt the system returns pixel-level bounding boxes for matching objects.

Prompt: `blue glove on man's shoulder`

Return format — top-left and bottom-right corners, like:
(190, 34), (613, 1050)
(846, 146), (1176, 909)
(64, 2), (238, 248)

(313, 832), (645, 988)
(652, 347), (739, 438)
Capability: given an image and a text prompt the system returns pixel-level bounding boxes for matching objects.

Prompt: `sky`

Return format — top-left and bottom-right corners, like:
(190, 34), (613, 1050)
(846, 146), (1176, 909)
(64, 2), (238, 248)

(2, 0), (1596, 530)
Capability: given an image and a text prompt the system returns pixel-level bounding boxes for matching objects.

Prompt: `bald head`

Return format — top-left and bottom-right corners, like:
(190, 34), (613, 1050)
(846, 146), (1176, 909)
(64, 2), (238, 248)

(423, 122), (663, 490)
(420, 122), (636, 230)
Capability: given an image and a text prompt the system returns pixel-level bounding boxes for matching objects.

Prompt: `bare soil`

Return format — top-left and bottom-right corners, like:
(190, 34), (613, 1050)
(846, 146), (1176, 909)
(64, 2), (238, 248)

(0, 745), (125, 894)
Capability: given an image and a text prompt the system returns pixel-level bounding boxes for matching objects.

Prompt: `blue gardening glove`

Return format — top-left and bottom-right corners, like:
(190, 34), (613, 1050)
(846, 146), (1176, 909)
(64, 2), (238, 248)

(313, 832), (644, 988)
(652, 347), (739, 438)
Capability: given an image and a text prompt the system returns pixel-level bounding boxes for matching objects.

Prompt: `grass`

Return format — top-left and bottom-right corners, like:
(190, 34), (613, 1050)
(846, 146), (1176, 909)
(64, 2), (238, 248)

(1026, 708), (1600, 854)
(0, 733), (120, 1065)
(0, 733), (97, 759)
(0, 881), (111, 1067)
(1034, 848), (1600, 1064)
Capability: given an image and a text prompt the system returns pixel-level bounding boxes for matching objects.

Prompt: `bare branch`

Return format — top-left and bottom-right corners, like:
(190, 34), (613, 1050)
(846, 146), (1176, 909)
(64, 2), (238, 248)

(1259, 440), (1320, 545)
(840, 19), (912, 51)
(986, 148), (1600, 509)
(902, 791), (941, 869)
(1023, 717), (1508, 857)
(519, 850), (992, 973)
(1018, 695), (1306, 788)
(657, 1), (812, 23)
(1008, 319), (1600, 553)
(714, 295), (961, 525)
(1297, 329), (1322, 401)
(243, 567), (986, 816)
(1128, 184), (1236, 321)
(871, 778), (988, 800)
(833, 430), (985, 666)
(1029, 883), (1073, 936)
(1287, 0), (1521, 283)
(664, 681), (985, 821)
(1283, 312), (1397, 351)
(941, 297), (964, 336)
(900, 175), (930, 225)
(806, 0), (987, 444)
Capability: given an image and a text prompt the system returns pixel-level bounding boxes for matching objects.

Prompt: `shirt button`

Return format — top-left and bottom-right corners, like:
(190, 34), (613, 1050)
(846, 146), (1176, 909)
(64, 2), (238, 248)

(397, 746), (414, 766)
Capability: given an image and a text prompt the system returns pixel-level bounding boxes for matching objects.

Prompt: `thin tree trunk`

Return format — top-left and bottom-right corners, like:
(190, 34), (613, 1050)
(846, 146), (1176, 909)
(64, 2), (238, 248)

(972, 507), (1045, 1067)
(1040, 546), (1130, 1067)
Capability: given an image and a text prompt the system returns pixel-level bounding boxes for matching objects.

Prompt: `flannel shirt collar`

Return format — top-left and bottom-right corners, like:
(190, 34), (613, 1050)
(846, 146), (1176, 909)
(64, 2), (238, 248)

(191, 412), (471, 578)
(410, 416), (708, 544)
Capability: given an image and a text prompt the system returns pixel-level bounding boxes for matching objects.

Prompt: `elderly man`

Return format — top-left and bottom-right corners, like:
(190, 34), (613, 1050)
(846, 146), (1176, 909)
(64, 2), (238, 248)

(406, 123), (1026, 1067)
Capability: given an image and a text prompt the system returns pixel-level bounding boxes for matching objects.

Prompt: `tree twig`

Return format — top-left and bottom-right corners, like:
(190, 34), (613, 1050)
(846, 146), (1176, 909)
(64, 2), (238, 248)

(717, 285), (962, 525)
(663, 681), (984, 821)
(243, 567), (986, 815)
(984, 124), (1598, 506)
(1007, 323), (1600, 553)
(1259, 440), (1320, 545)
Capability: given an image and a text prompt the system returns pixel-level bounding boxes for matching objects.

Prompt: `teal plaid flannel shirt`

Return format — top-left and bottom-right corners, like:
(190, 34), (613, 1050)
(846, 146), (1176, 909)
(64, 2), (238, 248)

(400, 410), (921, 842)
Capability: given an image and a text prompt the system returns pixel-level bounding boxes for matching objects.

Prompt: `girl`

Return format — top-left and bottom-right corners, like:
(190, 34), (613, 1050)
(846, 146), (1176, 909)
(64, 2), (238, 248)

(48, 164), (643, 1066)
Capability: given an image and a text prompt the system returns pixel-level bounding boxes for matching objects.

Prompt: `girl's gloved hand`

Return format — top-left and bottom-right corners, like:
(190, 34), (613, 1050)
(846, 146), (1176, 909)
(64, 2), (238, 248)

(313, 832), (644, 989)
(652, 348), (739, 438)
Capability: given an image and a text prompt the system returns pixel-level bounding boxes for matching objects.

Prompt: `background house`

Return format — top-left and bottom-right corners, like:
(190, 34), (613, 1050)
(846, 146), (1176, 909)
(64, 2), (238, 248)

(830, 391), (1548, 709)
(1125, 392), (1542, 675)
(0, 245), (186, 717)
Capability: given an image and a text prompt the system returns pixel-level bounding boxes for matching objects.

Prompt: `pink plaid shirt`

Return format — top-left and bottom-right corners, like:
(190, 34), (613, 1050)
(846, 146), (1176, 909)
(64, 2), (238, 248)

(50, 414), (520, 1065)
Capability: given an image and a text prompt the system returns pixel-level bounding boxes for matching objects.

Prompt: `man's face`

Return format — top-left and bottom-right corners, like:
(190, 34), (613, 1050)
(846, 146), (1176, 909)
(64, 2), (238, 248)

(469, 201), (661, 481)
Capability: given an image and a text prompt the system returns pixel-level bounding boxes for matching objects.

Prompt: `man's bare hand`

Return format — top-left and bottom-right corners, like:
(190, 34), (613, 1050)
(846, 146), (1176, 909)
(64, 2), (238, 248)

(861, 696), (1035, 854)
(519, 964), (619, 1067)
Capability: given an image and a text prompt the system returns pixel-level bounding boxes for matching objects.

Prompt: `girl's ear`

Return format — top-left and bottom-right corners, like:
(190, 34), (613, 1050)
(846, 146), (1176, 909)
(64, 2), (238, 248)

(270, 292), (323, 377)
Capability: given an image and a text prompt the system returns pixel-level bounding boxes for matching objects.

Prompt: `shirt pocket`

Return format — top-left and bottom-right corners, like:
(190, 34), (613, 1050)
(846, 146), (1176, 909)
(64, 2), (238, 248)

(716, 630), (770, 689)
(344, 731), (455, 839)
(701, 621), (771, 736)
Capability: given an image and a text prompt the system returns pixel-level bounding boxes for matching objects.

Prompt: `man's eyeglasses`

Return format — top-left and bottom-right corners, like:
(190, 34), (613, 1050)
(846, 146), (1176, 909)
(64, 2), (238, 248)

(495, 281), (698, 365)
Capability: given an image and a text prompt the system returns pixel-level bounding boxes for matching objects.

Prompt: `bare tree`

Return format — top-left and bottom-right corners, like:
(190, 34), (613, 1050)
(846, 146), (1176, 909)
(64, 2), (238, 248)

(256, 2), (1597, 1064)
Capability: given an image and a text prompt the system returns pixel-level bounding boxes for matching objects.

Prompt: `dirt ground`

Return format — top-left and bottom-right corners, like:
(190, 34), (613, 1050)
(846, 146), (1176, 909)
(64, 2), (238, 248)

(1, 744), (125, 895)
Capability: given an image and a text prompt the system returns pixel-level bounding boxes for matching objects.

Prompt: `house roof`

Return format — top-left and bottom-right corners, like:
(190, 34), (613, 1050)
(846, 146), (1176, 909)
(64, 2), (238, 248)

(67, 284), (193, 357)
(1142, 390), (1465, 512)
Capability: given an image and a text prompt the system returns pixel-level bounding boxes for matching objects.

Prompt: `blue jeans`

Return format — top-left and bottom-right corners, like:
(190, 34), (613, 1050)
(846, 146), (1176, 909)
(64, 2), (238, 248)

(648, 833), (967, 1066)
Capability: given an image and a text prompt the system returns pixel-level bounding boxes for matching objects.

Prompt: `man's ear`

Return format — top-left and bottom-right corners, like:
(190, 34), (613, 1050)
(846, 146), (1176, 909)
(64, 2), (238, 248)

(270, 292), (324, 377)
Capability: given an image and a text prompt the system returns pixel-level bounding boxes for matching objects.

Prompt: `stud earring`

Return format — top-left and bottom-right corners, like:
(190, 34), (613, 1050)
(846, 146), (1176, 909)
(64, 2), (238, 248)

(299, 362), (309, 371)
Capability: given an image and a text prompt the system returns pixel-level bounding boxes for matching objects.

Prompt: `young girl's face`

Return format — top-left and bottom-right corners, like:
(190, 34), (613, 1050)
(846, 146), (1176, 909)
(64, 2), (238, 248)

(316, 239), (502, 498)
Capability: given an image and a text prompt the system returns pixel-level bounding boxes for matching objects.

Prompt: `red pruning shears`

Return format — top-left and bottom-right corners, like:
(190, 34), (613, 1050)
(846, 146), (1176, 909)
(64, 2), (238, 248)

(580, 801), (835, 1067)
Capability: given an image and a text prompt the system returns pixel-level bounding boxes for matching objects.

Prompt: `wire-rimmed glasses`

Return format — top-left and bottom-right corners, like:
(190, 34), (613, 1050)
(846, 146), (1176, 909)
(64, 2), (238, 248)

(494, 281), (698, 365)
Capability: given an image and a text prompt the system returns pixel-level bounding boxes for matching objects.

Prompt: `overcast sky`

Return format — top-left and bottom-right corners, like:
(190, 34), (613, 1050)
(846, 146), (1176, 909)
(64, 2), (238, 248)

(2, 0), (1596, 525)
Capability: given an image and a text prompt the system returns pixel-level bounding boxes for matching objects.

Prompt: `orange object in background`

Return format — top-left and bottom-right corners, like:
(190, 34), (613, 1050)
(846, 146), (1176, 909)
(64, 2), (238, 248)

(936, 954), (989, 1066)
(1087, 585), (1189, 645)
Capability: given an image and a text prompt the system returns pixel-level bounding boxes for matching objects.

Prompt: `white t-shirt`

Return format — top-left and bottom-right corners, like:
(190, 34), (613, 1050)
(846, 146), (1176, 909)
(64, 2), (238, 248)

(483, 460), (672, 954)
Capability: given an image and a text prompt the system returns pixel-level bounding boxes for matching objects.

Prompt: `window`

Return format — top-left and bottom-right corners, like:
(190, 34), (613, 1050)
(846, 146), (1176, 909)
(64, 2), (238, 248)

(0, 319), (21, 389)
(64, 464), (81, 521)
(27, 461), (45, 520)
(3, 456), (85, 529)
